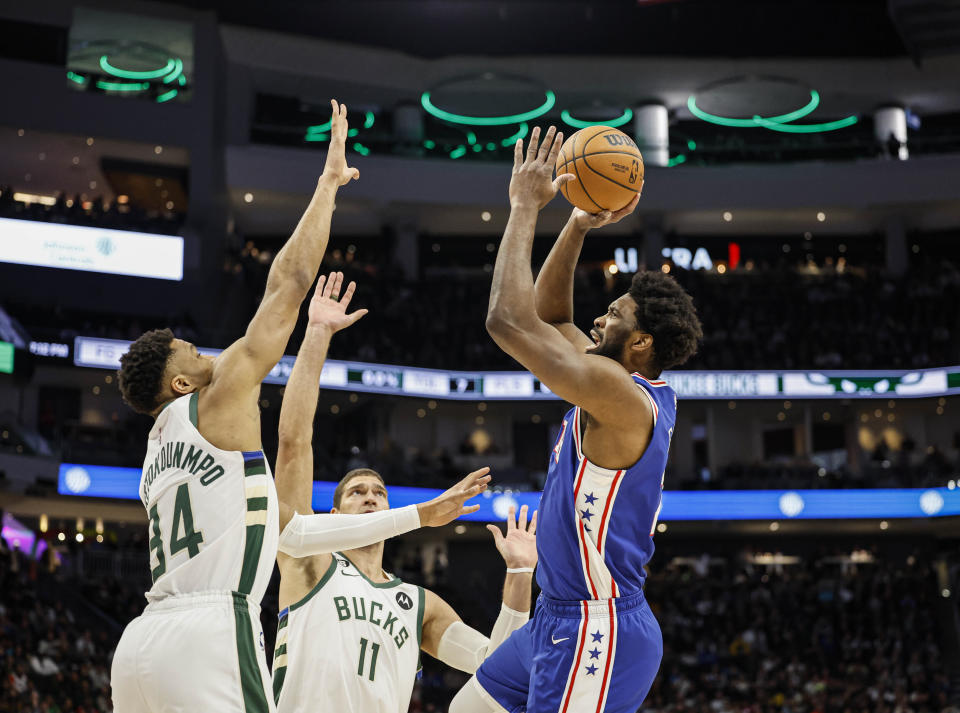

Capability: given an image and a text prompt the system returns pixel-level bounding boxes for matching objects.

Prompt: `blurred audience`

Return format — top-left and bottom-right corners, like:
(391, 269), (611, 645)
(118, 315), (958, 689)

(10, 235), (960, 372)
(2, 532), (954, 712)
(645, 549), (951, 713)
(0, 186), (181, 235)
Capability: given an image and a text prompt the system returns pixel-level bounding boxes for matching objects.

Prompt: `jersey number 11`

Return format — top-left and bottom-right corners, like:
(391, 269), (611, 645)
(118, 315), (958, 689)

(357, 637), (380, 682)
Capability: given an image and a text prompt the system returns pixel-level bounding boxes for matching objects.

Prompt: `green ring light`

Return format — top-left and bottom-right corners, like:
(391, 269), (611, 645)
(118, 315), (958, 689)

(306, 111), (375, 141)
(500, 123), (529, 147)
(161, 59), (184, 85)
(753, 115), (859, 133)
(100, 55), (176, 80)
(560, 108), (633, 129)
(95, 80), (150, 92)
(687, 90), (819, 127)
(688, 89), (858, 133)
(421, 90), (555, 126)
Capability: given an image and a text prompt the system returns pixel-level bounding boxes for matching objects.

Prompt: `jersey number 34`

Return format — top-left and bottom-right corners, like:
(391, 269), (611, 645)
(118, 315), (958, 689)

(149, 483), (205, 582)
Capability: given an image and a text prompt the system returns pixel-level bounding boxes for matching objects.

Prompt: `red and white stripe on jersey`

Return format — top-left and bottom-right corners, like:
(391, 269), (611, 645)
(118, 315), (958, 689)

(573, 459), (600, 599)
(559, 600), (619, 713)
(554, 418), (569, 464)
(632, 373), (668, 387)
(631, 374), (662, 426)
(595, 599), (619, 713)
(572, 449), (626, 600)
(572, 407), (584, 460)
(594, 470), (625, 598)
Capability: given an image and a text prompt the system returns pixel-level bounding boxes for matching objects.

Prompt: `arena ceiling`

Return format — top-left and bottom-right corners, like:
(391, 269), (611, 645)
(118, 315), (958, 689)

(167, 0), (908, 59)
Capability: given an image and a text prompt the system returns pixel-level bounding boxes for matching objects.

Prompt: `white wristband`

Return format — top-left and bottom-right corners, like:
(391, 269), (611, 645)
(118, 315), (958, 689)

(506, 567), (534, 573)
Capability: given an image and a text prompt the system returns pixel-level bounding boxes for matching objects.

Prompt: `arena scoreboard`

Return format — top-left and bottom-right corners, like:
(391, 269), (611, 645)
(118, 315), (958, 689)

(72, 336), (960, 400)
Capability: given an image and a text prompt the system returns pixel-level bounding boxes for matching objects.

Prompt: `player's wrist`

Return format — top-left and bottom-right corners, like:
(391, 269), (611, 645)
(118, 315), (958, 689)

(316, 172), (340, 192)
(569, 214), (593, 233)
(304, 324), (337, 346)
(509, 200), (541, 214)
(503, 560), (536, 572)
(415, 501), (435, 526)
(305, 323), (335, 339)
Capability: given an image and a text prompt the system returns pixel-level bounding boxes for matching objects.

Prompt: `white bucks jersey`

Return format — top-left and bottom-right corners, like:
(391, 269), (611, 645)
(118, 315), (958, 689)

(140, 392), (279, 603)
(273, 552), (424, 713)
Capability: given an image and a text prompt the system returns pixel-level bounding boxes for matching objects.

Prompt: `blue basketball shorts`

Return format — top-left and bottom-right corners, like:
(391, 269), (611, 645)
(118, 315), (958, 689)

(474, 591), (662, 713)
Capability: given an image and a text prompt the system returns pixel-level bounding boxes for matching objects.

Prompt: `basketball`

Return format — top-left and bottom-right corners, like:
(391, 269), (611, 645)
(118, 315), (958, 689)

(555, 125), (644, 213)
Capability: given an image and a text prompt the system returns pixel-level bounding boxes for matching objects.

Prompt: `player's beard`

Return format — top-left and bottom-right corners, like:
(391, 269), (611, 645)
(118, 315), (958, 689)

(588, 332), (627, 361)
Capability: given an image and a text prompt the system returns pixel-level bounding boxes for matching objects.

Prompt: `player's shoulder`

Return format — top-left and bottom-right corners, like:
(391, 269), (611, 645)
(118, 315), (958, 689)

(631, 373), (676, 403)
(630, 372), (670, 389)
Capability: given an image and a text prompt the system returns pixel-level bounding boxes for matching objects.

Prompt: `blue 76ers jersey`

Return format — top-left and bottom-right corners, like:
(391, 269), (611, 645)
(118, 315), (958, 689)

(536, 373), (677, 601)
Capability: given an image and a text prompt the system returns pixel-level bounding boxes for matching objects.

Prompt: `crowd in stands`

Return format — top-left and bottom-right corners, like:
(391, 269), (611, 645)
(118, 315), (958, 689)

(8, 227), (960, 372)
(0, 538), (115, 713)
(681, 262), (960, 371)
(3, 177), (960, 371)
(677, 450), (960, 491)
(644, 548), (953, 713)
(0, 186), (182, 235)
(2, 530), (956, 712)
(225, 238), (960, 372)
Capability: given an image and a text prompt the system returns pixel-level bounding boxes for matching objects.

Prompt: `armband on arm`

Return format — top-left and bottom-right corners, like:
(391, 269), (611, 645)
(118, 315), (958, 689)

(278, 505), (420, 558)
(436, 604), (529, 674)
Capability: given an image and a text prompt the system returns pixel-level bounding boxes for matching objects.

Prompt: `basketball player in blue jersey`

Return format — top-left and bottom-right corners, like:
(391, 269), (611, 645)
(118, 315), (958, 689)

(450, 126), (702, 713)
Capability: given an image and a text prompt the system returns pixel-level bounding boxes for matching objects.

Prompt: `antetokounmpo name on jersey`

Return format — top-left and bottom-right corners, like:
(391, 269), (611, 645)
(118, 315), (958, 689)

(141, 441), (226, 502)
(333, 595), (411, 649)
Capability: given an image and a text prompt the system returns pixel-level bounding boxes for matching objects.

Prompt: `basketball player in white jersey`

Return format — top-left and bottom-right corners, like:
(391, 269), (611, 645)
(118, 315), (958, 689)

(267, 273), (539, 713)
(110, 102), (359, 713)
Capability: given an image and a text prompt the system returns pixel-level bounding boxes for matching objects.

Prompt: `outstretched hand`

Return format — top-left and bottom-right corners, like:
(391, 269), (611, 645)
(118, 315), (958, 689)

(322, 99), (360, 187)
(307, 272), (368, 333)
(509, 126), (574, 211)
(571, 193), (641, 231)
(487, 504), (538, 570)
(417, 468), (492, 527)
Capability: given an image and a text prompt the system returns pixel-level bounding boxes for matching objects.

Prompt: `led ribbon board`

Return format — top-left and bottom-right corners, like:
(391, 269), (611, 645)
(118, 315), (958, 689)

(55, 465), (960, 522)
(72, 337), (960, 400)
(0, 219), (183, 280)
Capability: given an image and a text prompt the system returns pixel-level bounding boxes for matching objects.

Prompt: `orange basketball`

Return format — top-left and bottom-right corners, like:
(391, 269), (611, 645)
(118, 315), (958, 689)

(555, 126), (644, 213)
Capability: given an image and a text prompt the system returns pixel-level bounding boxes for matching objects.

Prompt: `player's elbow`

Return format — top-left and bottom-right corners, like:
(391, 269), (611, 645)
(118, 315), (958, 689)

(277, 425), (311, 452)
(267, 253), (314, 298)
(485, 311), (520, 342)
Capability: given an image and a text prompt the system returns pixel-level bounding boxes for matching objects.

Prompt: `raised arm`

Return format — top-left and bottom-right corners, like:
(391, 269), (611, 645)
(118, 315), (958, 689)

(421, 505), (537, 673)
(485, 127), (647, 425)
(535, 200), (639, 351)
(208, 100), (359, 398)
(276, 272), (367, 531)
